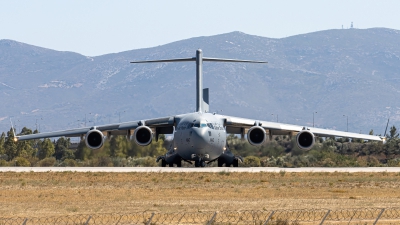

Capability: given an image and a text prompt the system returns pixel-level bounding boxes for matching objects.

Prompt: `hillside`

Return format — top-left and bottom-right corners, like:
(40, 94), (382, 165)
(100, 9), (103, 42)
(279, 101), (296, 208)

(0, 28), (399, 135)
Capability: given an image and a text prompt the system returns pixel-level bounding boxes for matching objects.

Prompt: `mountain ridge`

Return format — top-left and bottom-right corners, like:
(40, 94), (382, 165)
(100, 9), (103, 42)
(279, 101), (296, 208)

(0, 28), (399, 136)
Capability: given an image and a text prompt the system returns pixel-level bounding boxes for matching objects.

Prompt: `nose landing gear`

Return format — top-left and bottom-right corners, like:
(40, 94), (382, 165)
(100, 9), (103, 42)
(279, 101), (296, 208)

(194, 159), (206, 167)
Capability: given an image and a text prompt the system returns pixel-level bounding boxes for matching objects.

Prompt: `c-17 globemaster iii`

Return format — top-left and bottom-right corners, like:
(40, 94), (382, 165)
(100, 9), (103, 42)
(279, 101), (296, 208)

(16, 49), (385, 167)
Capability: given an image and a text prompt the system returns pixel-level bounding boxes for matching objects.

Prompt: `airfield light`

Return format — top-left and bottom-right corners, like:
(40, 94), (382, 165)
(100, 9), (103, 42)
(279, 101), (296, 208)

(271, 114), (278, 122)
(343, 115), (348, 132)
(313, 112), (317, 127)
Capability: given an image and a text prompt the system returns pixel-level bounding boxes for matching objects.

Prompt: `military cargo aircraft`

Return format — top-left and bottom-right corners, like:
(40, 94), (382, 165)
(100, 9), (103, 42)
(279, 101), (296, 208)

(16, 49), (384, 167)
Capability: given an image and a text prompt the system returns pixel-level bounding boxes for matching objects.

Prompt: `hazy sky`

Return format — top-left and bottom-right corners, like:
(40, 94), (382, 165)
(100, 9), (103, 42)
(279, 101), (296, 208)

(1, 0), (399, 56)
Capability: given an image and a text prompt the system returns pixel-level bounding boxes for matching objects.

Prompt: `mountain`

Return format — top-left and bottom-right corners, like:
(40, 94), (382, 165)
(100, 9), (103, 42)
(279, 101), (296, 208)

(1, 28), (399, 137)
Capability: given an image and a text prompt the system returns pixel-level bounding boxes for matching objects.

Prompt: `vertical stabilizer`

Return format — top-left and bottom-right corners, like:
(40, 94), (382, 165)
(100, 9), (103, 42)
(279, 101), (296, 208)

(202, 88), (209, 113)
(195, 49), (203, 112)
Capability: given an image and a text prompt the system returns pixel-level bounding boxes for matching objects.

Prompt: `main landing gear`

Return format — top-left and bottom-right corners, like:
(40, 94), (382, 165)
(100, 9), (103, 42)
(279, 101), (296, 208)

(216, 145), (243, 167)
(157, 155), (182, 167)
(217, 157), (241, 167)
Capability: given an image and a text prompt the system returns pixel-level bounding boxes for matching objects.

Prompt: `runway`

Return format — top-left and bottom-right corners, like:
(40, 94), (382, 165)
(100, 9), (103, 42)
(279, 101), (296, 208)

(1, 167), (400, 173)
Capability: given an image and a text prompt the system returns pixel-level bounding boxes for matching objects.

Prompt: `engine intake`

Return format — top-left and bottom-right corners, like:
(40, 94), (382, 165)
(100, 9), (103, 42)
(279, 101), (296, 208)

(296, 130), (315, 150)
(85, 129), (104, 149)
(134, 126), (153, 146)
(247, 126), (266, 146)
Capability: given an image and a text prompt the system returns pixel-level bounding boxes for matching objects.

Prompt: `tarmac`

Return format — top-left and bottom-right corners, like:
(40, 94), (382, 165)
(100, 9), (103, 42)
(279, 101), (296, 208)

(1, 167), (400, 173)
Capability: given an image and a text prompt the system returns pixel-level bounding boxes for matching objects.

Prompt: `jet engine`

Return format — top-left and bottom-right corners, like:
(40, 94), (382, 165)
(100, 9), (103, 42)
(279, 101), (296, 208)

(296, 130), (315, 150)
(85, 129), (105, 149)
(134, 126), (153, 146)
(247, 126), (266, 146)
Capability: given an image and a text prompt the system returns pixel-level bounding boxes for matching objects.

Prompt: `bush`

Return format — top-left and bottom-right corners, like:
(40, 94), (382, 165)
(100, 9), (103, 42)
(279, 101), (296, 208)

(0, 154), (8, 161)
(242, 156), (261, 167)
(130, 157), (158, 167)
(60, 159), (78, 167)
(93, 157), (113, 167)
(14, 157), (31, 167)
(0, 159), (9, 167)
(37, 157), (56, 167)
(26, 157), (40, 167)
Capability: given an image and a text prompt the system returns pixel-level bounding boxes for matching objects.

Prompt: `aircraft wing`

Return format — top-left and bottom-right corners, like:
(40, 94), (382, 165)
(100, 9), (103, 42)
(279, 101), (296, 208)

(17, 116), (175, 141)
(221, 115), (383, 141)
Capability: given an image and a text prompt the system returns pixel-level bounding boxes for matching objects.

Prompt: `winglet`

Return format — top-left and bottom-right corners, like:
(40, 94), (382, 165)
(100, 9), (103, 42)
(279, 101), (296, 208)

(10, 118), (18, 142)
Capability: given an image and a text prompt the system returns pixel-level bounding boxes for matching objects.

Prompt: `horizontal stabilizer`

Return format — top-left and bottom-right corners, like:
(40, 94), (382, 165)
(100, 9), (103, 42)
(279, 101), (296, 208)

(130, 58), (195, 63)
(131, 57), (267, 64)
(130, 49), (267, 113)
(203, 57), (267, 63)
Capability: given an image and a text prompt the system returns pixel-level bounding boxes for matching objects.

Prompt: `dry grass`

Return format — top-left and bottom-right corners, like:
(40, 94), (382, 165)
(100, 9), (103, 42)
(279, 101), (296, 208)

(1, 171), (400, 217)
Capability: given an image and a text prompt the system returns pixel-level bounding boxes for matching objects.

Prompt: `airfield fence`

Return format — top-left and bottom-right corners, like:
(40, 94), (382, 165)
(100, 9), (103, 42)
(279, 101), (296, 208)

(1, 207), (400, 225)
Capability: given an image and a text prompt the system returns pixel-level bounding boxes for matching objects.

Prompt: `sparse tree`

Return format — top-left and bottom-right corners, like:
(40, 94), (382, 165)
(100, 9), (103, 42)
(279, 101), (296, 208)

(38, 138), (55, 160)
(4, 128), (17, 160)
(110, 136), (129, 158)
(74, 140), (91, 160)
(388, 125), (399, 140)
(0, 132), (5, 155)
(54, 137), (71, 160)
(16, 127), (35, 158)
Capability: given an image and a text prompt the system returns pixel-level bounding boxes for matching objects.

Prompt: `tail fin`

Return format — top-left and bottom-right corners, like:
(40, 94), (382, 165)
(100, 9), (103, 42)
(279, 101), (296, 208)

(130, 49), (267, 113)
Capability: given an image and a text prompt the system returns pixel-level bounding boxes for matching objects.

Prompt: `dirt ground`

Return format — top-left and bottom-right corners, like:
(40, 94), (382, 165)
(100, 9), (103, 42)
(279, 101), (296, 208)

(1, 171), (400, 217)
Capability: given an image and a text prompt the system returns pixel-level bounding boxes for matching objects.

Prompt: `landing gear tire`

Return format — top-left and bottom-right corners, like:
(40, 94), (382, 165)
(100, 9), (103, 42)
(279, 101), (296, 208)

(195, 160), (206, 167)
(233, 159), (239, 167)
(161, 160), (167, 167)
(176, 160), (182, 167)
(217, 158), (224, 167)
(168, 163), (174, 167)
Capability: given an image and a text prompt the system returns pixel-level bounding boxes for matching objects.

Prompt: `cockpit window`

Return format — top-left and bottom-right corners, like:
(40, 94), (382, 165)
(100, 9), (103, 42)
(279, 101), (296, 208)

(207, 123), (214, 129)
(193, 122), (200, 128)
(201, 123), (207, 128)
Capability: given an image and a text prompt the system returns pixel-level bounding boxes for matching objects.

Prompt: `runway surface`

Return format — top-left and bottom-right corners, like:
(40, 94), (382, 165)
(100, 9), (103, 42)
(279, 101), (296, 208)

(1, 167), (400, 172)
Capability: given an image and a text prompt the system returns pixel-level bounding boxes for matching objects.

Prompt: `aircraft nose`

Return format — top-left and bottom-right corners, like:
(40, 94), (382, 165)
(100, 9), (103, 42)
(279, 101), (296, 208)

(191, 128), (208, 150)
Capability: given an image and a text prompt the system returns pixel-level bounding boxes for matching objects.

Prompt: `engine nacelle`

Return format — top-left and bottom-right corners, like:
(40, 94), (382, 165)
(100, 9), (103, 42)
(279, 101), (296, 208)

(296, 130), (315, 150)
(247, 126), (266, 146)
(85, 129), (105, 149)
(134, 126), (153, 146)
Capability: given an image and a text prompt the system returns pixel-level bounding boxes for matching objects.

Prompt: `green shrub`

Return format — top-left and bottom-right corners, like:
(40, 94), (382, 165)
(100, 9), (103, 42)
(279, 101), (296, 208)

(242, 156), (261, 167)
(130, 157), (158, 167)
(26, 157), (39, 167)
(14, 157), (31, 167)
(37, 157), (56, 167)
(60, 159), (78, 167)
(93, 157), (113, 167)
(0, 159), (9, 167)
